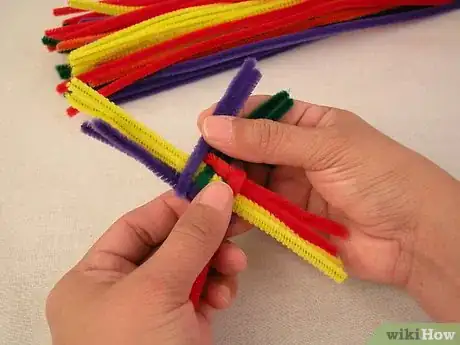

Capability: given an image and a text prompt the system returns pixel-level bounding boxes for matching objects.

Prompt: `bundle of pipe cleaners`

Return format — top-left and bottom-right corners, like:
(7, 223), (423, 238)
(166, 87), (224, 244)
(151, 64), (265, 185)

(43, 0), (459, 114)
(43, 0), (459, 306)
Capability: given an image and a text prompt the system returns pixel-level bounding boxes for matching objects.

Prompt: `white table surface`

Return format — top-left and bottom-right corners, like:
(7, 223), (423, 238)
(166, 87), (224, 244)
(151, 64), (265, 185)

(0, 2), (459, 344)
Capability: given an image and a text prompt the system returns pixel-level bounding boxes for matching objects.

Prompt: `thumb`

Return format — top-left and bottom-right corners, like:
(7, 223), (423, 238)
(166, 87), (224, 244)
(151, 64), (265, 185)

(200, 115), (344, 171)
(139, 182), (233, 296)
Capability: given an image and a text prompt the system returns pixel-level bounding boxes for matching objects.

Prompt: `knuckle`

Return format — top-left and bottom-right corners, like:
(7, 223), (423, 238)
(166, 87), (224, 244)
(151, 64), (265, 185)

(300, 103), (339, 127)
(175, 205), (214, 247)
(253, 120), (284, 156)
(319, 106), (338, 126)
(175, 222), (208, 248)
(115, 213), (157, 248)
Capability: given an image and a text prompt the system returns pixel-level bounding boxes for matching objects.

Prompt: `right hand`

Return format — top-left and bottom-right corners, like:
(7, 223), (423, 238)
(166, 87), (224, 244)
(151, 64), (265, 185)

(198, 97), (460, 322)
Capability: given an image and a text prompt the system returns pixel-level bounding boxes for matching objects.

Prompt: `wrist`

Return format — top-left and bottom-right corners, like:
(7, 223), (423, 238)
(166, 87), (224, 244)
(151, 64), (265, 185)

(405, 170), (460, 321)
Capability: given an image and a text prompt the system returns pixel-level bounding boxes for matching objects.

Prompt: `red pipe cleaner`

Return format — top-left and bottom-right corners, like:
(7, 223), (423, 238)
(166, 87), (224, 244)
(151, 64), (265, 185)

(46, 20), (96, 38)
(57, 34), (108, 52)
(204, 153), (349, 256)
(53, 7), (86, 16)
(190, 263), (211, 308)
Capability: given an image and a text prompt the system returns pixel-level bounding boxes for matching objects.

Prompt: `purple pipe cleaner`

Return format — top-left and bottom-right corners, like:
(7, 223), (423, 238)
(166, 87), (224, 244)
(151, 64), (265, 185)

(81, 121), (115, 148)
(174, 58), (262, 198)
(111, 46), (290, 104)
(109, 4), (458, 104)
(81, 119), (202, 197)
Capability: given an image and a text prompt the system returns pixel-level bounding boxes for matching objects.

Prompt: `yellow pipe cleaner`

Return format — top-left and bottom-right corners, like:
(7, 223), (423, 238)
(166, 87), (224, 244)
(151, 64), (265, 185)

(68, 0), (143, 15)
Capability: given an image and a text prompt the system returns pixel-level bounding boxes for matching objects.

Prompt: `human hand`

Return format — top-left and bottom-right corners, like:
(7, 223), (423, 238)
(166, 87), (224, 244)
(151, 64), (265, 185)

(46, 182), (247, 345)
(198, 97), (460, 321)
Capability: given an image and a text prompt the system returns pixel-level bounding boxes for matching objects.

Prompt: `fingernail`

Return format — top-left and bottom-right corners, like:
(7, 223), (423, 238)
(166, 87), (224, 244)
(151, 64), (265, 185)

(197, 182), (233, 211)
(203, 116), (235, 143)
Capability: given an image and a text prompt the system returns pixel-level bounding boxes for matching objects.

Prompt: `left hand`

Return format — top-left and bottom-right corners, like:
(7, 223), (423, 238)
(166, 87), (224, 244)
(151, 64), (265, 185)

(46, 182), (247, 345)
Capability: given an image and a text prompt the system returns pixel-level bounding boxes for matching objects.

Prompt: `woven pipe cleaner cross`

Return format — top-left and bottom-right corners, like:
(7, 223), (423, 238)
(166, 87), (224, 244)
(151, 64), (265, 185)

(64, 58), (349, 307)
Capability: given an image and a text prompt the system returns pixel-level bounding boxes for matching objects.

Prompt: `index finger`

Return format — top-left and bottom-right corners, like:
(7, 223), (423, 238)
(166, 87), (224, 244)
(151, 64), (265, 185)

(197, 95), (316, 128)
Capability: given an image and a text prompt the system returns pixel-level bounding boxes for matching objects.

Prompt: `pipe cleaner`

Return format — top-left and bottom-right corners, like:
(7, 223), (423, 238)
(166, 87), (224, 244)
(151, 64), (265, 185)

(175, 58), (261, 198)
